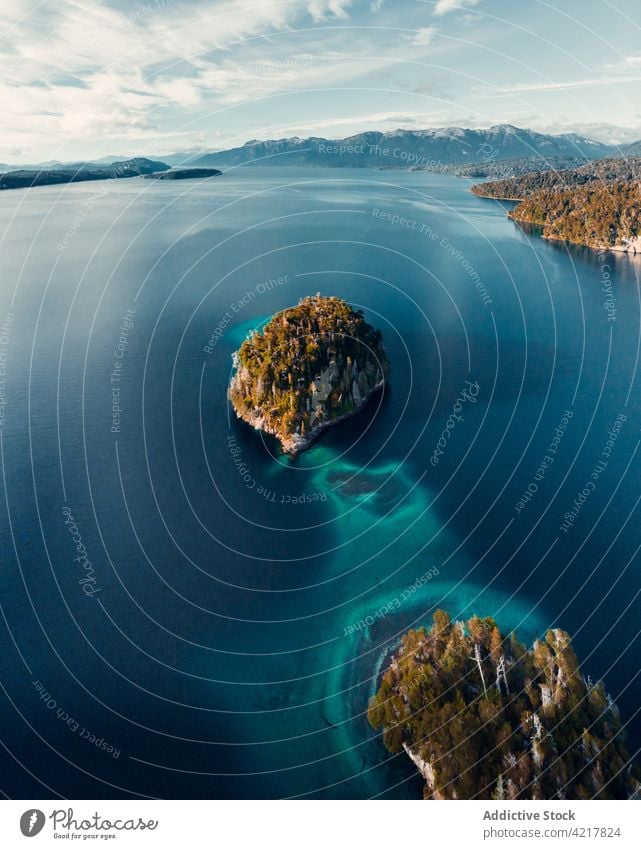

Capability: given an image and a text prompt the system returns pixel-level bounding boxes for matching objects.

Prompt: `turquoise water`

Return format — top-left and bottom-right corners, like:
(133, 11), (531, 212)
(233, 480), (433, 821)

(1, 168), (640, 798)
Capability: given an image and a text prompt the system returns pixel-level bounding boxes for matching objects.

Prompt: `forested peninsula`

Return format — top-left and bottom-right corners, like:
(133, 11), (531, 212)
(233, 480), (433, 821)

(507, 183), (641, 253)
(472, 158), (641, 252)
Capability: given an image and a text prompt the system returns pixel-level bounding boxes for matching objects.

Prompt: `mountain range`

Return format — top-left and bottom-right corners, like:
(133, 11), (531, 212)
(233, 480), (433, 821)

(4, 125), (641, 178)
(189, 125), (635, 169)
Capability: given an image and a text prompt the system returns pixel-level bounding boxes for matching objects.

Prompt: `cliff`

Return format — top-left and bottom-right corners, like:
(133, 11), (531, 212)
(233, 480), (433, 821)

(368, 609), (641, 800)
(228, 295), (389, 455)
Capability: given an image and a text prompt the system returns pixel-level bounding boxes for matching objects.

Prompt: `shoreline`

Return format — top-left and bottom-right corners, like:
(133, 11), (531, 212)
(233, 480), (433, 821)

(509, 216), (641, 254)
(470, 190), (523, 201)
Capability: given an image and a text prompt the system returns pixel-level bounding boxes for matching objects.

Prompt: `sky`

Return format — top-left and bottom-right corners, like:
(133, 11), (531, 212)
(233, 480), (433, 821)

(1, 0), (641, 164)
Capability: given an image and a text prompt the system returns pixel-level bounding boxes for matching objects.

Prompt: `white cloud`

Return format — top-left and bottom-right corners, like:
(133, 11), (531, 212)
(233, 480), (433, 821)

(307, 0), (353, 21)
(0, 0), (366, 159)
(483, 75), (641, 95)
(411, 26), (438, 46)
(532, 121), (641, 146)
(192, 45), (409, 108)
(605, 55), (641, 72)
(433, 0), (479, 16)
(263, 110), (439, 140)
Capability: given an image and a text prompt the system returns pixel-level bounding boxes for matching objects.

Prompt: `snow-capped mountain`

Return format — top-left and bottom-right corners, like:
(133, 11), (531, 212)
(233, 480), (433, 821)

(192, 124), (616, 168)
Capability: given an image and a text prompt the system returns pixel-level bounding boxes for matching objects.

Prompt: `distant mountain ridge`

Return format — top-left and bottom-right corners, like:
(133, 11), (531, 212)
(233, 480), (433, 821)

(192, 124), (623, 169)
(4, 126), (640, 174)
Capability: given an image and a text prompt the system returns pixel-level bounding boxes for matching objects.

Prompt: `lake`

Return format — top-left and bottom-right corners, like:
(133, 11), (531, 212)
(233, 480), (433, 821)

(1, 167), (640, 798)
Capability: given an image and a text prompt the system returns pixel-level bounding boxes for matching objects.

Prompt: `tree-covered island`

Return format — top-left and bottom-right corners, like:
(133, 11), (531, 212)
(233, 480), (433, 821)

(369, 610), (640, 800)
(228, 295), (390, 455)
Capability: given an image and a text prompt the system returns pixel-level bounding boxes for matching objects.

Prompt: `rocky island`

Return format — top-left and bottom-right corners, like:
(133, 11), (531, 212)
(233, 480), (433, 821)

(369, 610), (640, 800)
(228, 295), (389, 455)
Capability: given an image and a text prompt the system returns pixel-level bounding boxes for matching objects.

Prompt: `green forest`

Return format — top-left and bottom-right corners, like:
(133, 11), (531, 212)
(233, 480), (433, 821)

(472, 156), (641, 200)
(368, 610), (640, 800)
(508, 182), (641, 249)
(228, 295), (389, 452)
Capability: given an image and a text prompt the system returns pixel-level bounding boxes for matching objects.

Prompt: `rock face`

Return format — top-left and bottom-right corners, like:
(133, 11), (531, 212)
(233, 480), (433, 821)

(228, 295), (389, 455)
(368, 610), (641, 800)
(402, 744), (441, 798)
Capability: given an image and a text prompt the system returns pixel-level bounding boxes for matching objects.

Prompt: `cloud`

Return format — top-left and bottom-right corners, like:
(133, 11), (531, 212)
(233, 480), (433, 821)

(268, 110), (439, 138)
(0, 0), (367, 159)
(307, 0), (353, 21)
(433, 0), (480, 16)
(483, 75), (641, 95)
(532, 121), (641, 146)
(411, 26), (438, 46)
(192, 44), (408, 108)
(605, 55), (641, 72)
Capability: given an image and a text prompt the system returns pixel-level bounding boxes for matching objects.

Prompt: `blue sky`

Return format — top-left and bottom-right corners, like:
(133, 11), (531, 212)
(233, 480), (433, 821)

(2, 0), (641, 163)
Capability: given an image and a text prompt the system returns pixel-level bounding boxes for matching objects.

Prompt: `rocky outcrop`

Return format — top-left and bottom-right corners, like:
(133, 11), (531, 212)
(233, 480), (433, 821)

(607, 234), (641, 254)
(402, 744), (442, 798)
(228, 296), (389, 456)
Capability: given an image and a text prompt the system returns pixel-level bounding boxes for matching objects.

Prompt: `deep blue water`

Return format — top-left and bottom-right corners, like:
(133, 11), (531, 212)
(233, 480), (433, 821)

(1, 168), (641, 799)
